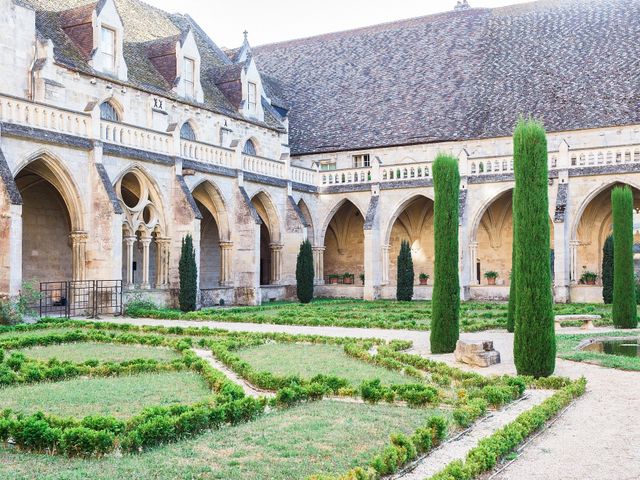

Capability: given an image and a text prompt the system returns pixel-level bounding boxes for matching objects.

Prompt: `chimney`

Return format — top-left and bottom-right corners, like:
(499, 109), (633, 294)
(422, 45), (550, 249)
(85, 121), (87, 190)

(455, 0), (471, 11)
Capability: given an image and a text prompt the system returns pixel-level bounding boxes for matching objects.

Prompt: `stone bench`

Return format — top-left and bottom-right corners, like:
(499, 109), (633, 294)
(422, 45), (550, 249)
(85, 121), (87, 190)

(454, 340), (500, 367)
(554, 314), (600, 330)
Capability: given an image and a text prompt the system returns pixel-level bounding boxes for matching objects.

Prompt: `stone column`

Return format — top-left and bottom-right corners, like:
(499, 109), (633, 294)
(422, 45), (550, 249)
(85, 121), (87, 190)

(569, 240), (580, 285)
(219, 241), (234, 286)
(312, 246), (325, 285)
(140, 235), (152, 289)
(124, 235), (136, 288)
(155, 237), (171, 288)
(69, 231), (88, 281)
(269, 243), (283, 284)
(363, 229), (381, 300)
(468, 241), (479, 285)
(381, 244), (390, 285)
(553, 222), (571, 303)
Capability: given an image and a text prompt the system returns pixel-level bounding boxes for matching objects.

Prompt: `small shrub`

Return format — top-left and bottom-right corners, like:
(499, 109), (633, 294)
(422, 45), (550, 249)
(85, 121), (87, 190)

(178, 234), (198, 313)
(61, 427), (114, 457)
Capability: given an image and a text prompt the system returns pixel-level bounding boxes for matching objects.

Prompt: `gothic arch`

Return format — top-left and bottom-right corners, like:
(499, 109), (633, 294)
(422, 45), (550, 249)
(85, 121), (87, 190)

(469, 184), (514, 243)
(191, 180), (230, 242)
(14, 150), (85, 232)
(251, 190), (281, 243)
(114, 165), (167, 236)
(382, 193), (434, 246)
(295, 198), (314, 241)
(319, 197), (367, 246)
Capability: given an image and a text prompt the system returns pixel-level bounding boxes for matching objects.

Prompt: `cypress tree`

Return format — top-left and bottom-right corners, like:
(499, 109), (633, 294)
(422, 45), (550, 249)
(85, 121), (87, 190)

(178, 234), (197, 312)
(512, 119), (555, 377)
(396, 239), (414, 301)
(611, 186), (637, 328)
(507, 203), (517, 333)
(296, 239), (315, 304)
(430, 154), (460, 353)
(602, 234), (614, 304)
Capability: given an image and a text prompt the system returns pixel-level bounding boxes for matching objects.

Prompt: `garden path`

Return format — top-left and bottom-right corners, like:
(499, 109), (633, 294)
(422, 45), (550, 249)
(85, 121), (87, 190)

(96, 317), (638, 479)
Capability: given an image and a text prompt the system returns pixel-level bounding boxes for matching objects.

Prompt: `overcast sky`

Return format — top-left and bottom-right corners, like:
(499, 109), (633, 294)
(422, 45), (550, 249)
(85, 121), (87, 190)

(145, 0), (533, 48)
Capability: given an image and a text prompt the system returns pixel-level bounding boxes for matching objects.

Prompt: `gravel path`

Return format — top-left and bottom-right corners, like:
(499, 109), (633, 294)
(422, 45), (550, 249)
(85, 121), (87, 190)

(396, 390), (553, 480)
(95, 317), (639, 479)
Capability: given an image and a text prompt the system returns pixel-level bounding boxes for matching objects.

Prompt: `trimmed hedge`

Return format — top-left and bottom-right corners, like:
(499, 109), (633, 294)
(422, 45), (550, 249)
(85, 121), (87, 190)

(611, 186), (638, 328)
(431, 154), (461, 354)
(512, 119), (555, 378)
(427, 377), (586, 480)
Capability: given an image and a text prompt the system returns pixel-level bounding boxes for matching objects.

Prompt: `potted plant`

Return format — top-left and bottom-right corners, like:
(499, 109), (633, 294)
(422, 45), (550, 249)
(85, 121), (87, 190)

(419, 273), (429, 285)
(484, 271), (499, 285)
(328, 274), (339, 284)
(359, 273), (365, 285)
(580, 271), (598, 285)
(343, 272), (354, 284)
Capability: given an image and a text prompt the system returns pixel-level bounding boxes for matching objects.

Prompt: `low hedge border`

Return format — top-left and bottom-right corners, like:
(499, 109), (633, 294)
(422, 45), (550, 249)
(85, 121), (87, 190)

(303, 376), (585, 480)
(426, 377), (587, 480)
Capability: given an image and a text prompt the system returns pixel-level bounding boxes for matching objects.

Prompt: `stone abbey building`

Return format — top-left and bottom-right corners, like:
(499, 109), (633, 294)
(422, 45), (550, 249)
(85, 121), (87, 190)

(0, 0), (638, 307)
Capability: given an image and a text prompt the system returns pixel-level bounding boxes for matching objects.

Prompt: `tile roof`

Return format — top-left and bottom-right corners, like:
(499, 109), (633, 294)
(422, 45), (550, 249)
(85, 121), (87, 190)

(252, 0), (640, 155)
(22, 0), (286, 131)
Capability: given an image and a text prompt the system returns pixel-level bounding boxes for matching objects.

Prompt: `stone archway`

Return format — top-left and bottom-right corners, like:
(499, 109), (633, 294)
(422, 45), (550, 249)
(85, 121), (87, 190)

(115, 168), (169, 289)
(192, 181), (232, 287)
(322, 199), (365, 282)
(384, 195), (434, 286)
(572, 182), (640, 284)
(15, 154), (86, 284)
(251, 191), (282, 285)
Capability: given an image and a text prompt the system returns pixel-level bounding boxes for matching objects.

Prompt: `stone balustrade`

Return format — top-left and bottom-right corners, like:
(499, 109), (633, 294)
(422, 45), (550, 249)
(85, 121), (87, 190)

(181, 139), (234, 167)
(242, 153), (286, 178)
(101, 120), (171, 155)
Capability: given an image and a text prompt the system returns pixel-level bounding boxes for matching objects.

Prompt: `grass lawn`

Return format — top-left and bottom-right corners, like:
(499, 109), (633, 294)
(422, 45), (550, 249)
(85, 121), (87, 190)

(0, 400), (444, 480)
(0, 371), (212, 418)
(236, 342), (413, 385)
(16, 342), (180, 363)
(126, 298), (618, 331)
(557, 330), (640, 370)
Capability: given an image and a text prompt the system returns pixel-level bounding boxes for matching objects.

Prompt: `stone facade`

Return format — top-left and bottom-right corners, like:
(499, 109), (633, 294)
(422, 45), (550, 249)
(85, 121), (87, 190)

(0, 0), (639, 307)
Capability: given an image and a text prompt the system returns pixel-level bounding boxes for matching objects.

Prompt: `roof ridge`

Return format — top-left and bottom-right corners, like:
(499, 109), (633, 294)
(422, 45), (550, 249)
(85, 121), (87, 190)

(253, 6), (488, 51)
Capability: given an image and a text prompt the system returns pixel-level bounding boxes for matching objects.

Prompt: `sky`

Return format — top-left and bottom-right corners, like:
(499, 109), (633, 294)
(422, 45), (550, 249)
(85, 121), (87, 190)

(144, 0), (534, 49)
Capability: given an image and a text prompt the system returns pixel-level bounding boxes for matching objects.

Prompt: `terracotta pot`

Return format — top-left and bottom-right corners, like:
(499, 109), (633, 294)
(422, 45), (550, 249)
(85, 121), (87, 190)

(586, 279), (596, 285)
(419, 278), (428, 285)
(329, 277), (338, 284)
(344, 277), (353, 284)
(487, 277), (496, 285)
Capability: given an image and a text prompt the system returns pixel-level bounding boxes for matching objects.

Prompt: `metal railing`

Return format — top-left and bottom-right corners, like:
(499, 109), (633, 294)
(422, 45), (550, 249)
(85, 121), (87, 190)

(38, 280), (123, 318)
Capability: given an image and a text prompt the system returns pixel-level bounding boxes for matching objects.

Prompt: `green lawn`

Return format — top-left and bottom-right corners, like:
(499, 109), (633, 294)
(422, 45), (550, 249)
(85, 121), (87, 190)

(0, 371), (212, 418)
(0, 400), (444, 480)
(126, 298), (618, 331)
(16, 342), (179, 363)
(236, 342), (413, 385)
(557, 330), (640, 370)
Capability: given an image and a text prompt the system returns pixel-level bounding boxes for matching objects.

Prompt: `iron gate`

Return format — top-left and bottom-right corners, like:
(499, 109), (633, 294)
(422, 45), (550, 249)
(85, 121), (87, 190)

(39, 280), (123, 318)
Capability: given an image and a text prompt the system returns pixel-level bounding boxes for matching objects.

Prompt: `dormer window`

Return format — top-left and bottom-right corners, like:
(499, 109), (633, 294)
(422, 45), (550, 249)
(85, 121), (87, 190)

(243, 139), (257, 156)
(99, 101), (119, 122)
(100, 26), (116, 72)
(247, 82), (257, 113)
(184, 57), (195, 98)
(180, 122), (196, 141)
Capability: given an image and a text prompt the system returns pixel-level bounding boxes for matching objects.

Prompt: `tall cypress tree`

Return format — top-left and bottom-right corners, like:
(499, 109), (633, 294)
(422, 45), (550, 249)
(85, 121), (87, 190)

(396, 239), (414, 301)
(507, 201), (517, 333)
(602, 234), (614, 304)
(178, 234), (197, 312)
(611, 186), (637, 328)
(296, 239), (315, 304)
(512, 119), (555, 377)
(430, 154), (460, 353)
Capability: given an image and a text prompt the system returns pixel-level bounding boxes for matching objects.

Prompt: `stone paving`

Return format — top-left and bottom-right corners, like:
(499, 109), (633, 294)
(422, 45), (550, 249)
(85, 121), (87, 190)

(96, 317), (639, 479)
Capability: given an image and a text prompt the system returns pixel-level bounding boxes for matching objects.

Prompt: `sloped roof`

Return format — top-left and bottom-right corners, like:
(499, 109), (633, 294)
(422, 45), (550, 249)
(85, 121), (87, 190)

(22, 0), (285, 131)
(253, 0), (640, 155)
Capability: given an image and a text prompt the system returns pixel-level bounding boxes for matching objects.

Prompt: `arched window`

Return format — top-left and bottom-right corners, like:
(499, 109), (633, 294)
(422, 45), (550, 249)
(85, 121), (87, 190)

(180, 122), (196, 141)
(243, 139), (257, 156)
(99, 101), (119, 122)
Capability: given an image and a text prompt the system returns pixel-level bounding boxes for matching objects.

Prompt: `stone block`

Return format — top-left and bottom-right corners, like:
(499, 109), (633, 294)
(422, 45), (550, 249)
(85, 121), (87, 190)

(454, 339), (501, 367)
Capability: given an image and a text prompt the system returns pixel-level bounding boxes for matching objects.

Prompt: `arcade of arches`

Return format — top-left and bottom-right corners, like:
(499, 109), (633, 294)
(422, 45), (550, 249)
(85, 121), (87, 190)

(323, 201), (364, 281)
